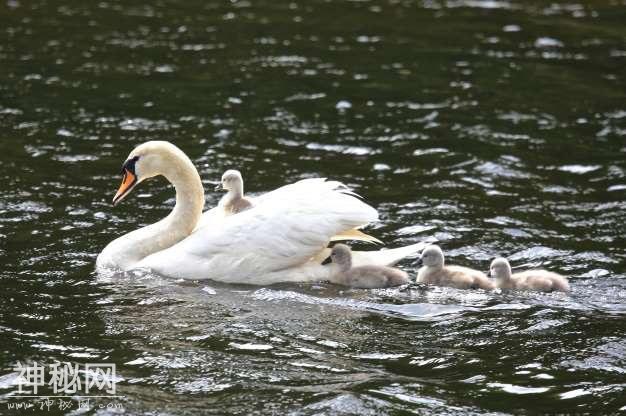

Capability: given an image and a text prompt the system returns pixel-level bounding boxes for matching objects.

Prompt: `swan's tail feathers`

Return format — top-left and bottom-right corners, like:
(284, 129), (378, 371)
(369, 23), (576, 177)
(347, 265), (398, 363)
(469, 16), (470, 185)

(322, 179), (363, 199)
(310, 248), (331, 264)
(341, 190), (363, 199)
(350, 242), (427, 268)
(330, 228), (383, 245)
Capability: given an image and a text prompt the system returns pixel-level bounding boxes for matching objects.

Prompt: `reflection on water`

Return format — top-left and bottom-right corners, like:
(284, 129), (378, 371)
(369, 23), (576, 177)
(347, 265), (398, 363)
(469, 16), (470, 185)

(0, 0), (625, 414)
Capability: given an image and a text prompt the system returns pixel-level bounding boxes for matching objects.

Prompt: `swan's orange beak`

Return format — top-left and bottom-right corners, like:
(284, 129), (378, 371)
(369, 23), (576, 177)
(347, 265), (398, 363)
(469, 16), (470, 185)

(113, 169), (137, 206)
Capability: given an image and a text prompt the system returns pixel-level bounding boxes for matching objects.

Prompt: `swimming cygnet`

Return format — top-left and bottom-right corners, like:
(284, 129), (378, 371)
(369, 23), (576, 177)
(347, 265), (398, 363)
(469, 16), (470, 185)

(489, 257), (570, 292)
(217, 169), (253, 215)
(416, 245), (494, 290)
(329, 244), (410, 289)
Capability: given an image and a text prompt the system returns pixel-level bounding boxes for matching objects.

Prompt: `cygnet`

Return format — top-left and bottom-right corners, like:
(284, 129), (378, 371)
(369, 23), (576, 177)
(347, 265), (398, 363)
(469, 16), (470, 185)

(217, 169), (253, 215)
(416, 245), (494, 290)
(329, 244), (410, 289)
(489, 257), (570, 292)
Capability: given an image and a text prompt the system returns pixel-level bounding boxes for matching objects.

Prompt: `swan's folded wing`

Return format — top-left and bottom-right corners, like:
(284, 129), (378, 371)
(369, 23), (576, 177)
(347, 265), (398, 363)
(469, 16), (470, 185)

(253, 177), (358, 205)
(141, 180), (378, 281)
(196, 178), (336, 230)
(330, 228), (383, 245)
(195, 206), (222, 231)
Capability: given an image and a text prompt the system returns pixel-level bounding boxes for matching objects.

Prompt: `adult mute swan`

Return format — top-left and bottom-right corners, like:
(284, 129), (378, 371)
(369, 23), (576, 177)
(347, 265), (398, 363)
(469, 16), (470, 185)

(96, 141), (423, 284)
(489, 257), (570, 292)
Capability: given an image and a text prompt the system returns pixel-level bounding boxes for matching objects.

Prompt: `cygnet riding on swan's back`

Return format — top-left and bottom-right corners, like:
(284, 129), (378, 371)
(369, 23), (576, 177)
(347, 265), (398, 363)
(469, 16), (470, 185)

(489, 257), (570, 292)
(96, 141), (425, 284)
(416, 245), (494, 290)
(212, 169), (379, 244)
(329, 244), (410, 288)
(216, 169), (253, 216)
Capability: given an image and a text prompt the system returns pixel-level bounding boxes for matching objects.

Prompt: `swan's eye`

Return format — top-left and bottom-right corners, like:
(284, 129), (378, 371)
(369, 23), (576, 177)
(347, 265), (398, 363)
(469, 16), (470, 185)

(121, 155), (140, 174)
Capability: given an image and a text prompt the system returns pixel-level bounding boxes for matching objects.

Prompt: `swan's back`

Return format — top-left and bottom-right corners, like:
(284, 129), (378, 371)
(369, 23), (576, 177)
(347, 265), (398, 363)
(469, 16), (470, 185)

(197, 178), (357, 230)
(139, 178), (378, 282)
(253, 178), (357, 204)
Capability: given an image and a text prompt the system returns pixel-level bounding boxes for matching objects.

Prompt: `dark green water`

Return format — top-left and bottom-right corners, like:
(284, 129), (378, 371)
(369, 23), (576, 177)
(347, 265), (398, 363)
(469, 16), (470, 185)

(1, 0), (625, 414)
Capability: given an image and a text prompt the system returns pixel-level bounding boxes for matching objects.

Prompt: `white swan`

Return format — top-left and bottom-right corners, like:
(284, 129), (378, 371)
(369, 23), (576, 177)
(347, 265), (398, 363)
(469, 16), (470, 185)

(416, 245), (494, 290)
(489, 257), (570, 292)
(216, 169), (254, 216)
(329, 244), (410, 288)
(96, 141), (424, 284)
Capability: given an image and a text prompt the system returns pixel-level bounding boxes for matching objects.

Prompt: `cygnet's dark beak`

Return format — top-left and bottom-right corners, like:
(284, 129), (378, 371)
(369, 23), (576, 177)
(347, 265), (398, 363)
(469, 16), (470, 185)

(214, 183), (223, 191)
(321, 256), (332, 265)
(487, 270), (492, 278)
(416, 257), (423, 267)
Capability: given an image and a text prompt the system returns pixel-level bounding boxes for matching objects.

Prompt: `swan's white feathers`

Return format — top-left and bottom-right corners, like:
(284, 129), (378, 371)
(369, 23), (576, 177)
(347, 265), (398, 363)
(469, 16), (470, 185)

(97, 142), (426, 284)
(330, 228), (383, 245)
(137, 179), (378, 281)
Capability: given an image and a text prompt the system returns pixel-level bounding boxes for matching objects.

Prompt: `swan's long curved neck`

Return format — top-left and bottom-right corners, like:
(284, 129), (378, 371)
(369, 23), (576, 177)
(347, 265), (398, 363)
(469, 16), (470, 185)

(164, 163), (205, 236)
(97, 151), (205, 271)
